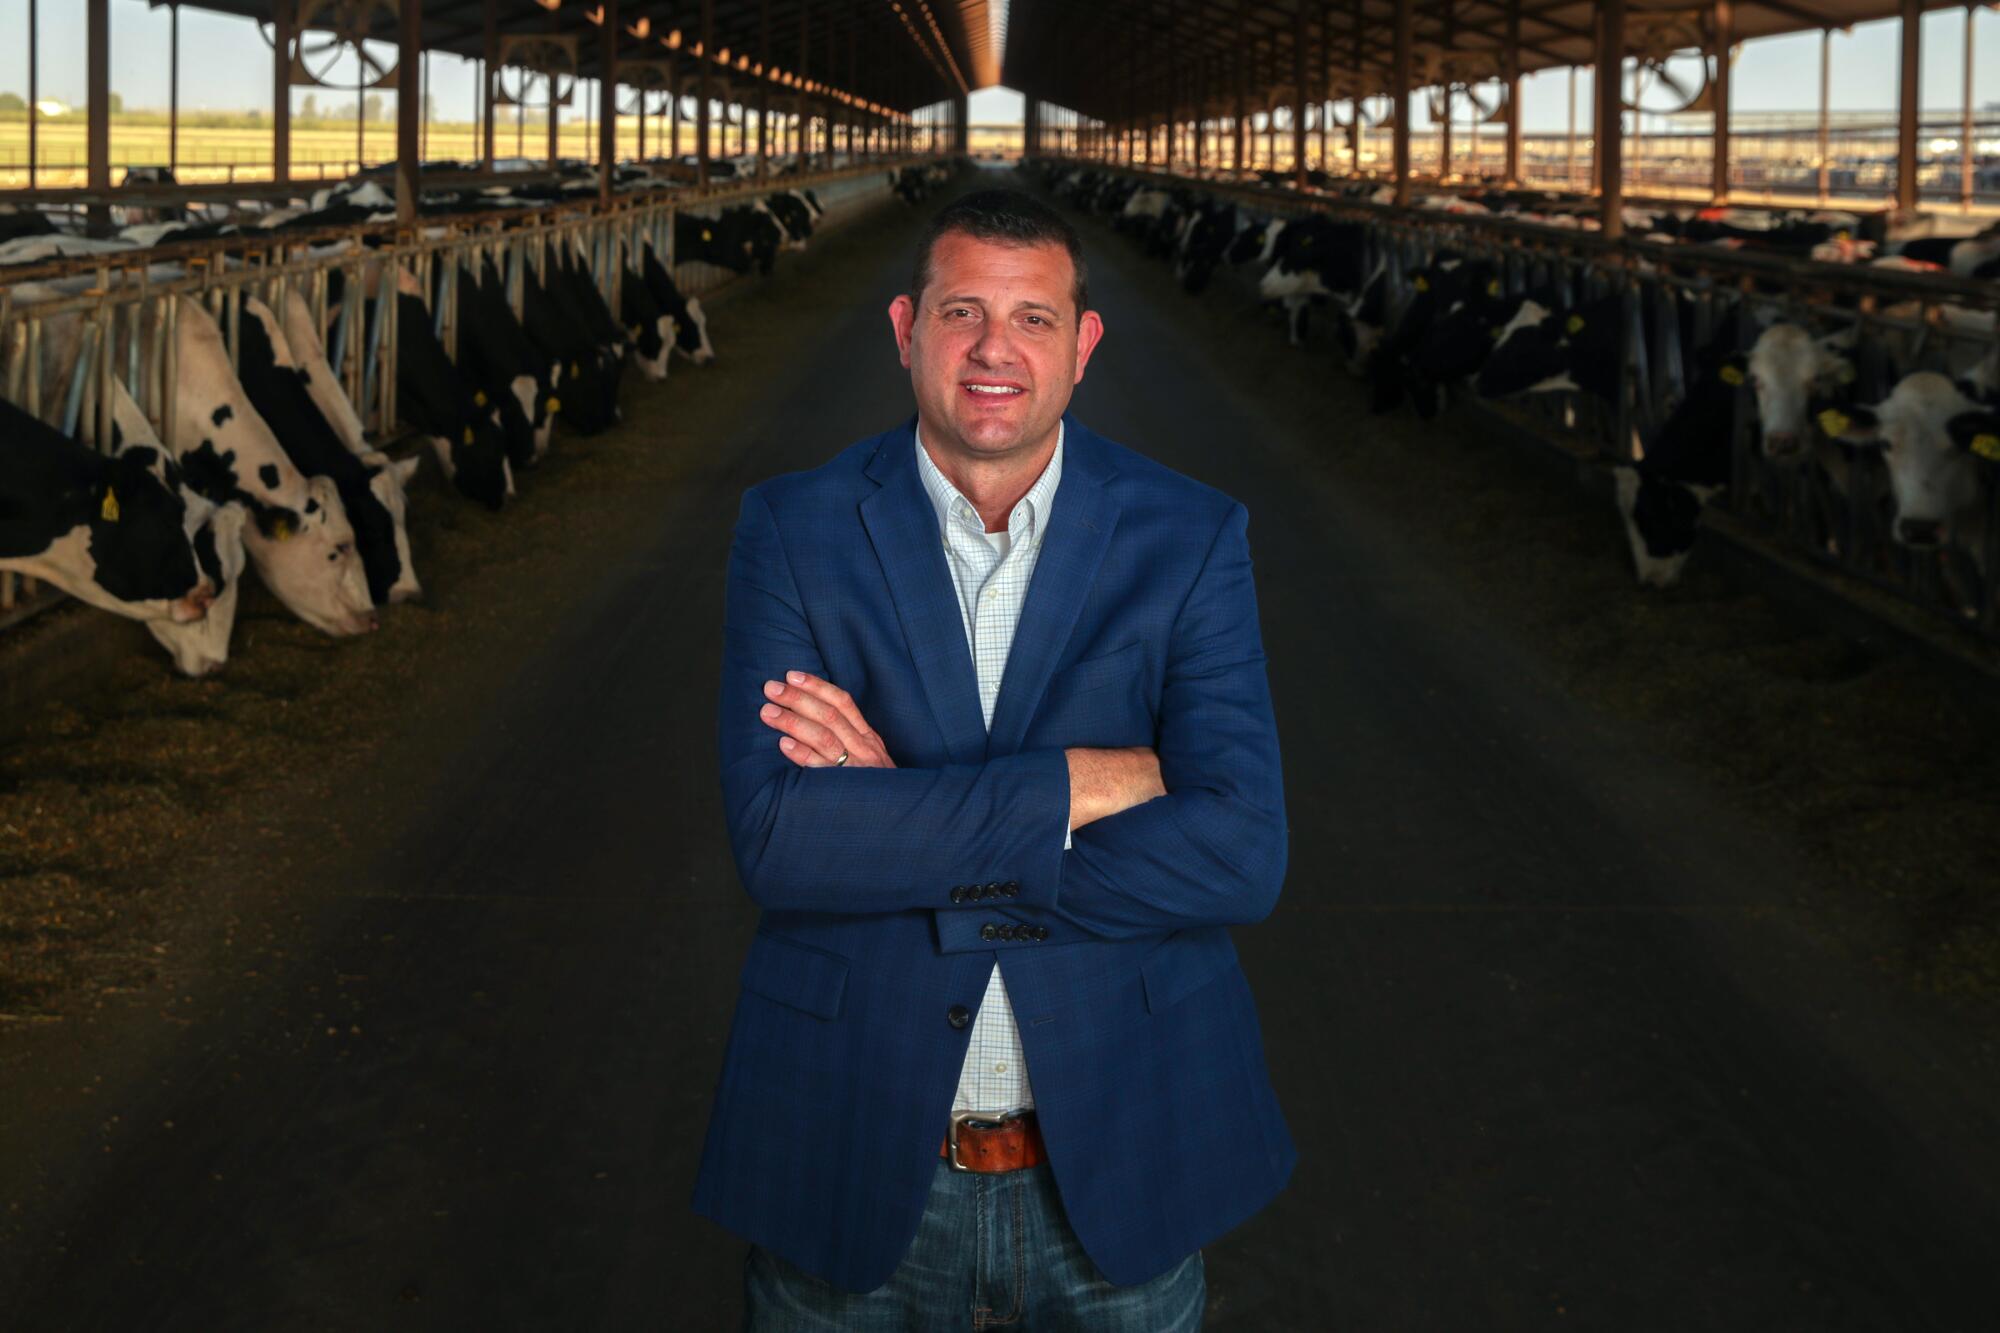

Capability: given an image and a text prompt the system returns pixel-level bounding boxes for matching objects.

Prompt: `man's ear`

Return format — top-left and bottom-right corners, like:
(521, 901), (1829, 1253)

(1073, 309), (1106, 383)
(888, 294), (916, 370)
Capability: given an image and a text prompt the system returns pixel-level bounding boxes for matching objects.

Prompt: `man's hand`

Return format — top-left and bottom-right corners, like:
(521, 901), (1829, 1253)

(759, 672), (898, 769)
(1066, 747), (1165, 831)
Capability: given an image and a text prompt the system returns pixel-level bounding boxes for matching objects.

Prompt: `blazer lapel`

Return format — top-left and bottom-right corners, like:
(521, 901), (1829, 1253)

(986, 417), (1122, 759)
(859, 423), (989, 766)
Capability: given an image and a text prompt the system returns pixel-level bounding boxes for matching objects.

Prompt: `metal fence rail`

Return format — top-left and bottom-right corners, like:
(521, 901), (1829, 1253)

(1054, 163), (2000, 643)
(0, 157), (917, 635)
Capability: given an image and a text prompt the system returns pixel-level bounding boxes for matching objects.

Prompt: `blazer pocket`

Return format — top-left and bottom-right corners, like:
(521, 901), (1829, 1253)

(1141, 928), (1241, 1014)
(1046, 641), (1146, 702)
(740, 931), (849, 1020)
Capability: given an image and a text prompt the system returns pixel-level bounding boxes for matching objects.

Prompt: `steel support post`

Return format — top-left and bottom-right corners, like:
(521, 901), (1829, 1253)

(87, 0), (109, 230)
(1964, 4), (1977, 210)
(1504, 0), (1521, 184)
(169, 4), (180, 175)
(754, 0), (771, 178)
(1711, 0), (1732, 201)
(1294, 1), (1310, 187)
(796, 2), (809, 172)
(397, 0), (422, 223)
(598, 0), (618, 206)
(1349, 0), (1364, 174)
(1897, 0), (1920, 213)
(271, 0), (292, 185)
(482, 0), (497, 167)
(697, 0), (714, 184)
(1598, 0), (1625, 238)
(1392, 0), (1412, 204)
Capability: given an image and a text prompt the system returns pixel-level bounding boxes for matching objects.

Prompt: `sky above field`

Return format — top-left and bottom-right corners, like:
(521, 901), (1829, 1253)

(0, 0), (1996, 133)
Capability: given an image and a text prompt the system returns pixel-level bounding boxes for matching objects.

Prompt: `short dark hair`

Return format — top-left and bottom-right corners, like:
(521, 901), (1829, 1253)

(910, 188), (1089, 316)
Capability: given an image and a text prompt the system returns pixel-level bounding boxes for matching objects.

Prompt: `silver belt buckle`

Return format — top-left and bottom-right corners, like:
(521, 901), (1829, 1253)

(947, 1108), (1027, 1172)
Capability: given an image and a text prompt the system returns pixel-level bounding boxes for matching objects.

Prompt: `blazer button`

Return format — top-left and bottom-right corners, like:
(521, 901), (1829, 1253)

(947, 1005), (971, 1030)
(950, 886), (967, 904)
(985, 881), (1004, 897)
(1032, 926), (1049, 941)
(1001, 882), (1020, 898)
(980, 924), (998, 941)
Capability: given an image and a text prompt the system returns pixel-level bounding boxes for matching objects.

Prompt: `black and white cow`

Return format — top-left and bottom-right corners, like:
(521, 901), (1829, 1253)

(1255, 216), (1369, 345)
(236, 297), (420, 606)
(457, 261), (559, 467)
(102, 382), (253, 676)
(1610, 316), (1752, 586)
(167, 296), (378, 635)
(620, 259), (677, 382)
(640, 240), (717, 365)
(523, 245), (625, 433)
(390, 278), (514, 508)
(1820, 371), (1998, 607)
(1475, 293), (1628, 404)
(0, 394), (216, 625)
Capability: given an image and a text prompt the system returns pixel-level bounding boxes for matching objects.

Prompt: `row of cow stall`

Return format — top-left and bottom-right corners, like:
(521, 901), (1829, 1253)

(0, 157), (954, 678)
(1033, 161), (2000, 646)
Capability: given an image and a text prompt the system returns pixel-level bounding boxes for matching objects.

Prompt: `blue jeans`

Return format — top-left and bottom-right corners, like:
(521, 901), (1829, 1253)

(743, 1159), (1206, 1331)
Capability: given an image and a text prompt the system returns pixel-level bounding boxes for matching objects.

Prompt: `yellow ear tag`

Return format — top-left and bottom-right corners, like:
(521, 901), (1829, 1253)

(1719, 364), (1745, 386)
(1971, 433), (2000, 461)
(570, 361), (581, 377)
(1413, 275), (1429, 292)
(701, 228), (713, 242)
(1565, 314), (1586, 336)
(273, 518), (295, 542)
(1486, 279), (1501, 297)
(547, 396), (562, 413)
(1818, 408), (1851, 437)
(474, 390), (488, 407)
(462, 425), (475, 445)
(100, 488), (120, 523)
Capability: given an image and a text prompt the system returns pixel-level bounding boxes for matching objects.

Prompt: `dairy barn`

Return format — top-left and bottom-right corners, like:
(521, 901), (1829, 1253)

(1, 0), (1997, 1327)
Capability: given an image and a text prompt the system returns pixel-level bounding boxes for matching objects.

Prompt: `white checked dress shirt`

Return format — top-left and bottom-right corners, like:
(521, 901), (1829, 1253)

(915, 422), (1065, 1117)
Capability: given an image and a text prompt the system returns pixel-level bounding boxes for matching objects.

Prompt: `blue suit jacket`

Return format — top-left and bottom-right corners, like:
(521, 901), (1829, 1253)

(693, 412), (1296, 1291)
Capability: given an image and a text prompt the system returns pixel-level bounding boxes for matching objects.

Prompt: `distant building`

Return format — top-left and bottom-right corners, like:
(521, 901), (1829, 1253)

(34, 98), (69, 118)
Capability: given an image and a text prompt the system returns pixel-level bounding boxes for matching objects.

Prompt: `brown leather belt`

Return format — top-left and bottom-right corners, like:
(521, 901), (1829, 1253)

(941, 1110), (1045, 1173)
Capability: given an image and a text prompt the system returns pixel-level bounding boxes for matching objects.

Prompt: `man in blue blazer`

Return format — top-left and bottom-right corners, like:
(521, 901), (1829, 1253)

(696, 188), (1294, 1329)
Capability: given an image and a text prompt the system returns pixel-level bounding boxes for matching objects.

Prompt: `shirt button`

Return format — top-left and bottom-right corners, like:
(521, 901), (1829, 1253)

(947, 1005), (971, 1030)
(994, 1063), (1007, 1073)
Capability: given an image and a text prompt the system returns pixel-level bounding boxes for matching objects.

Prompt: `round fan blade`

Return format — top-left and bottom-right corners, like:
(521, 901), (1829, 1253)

(1654, 65), (1692, 106)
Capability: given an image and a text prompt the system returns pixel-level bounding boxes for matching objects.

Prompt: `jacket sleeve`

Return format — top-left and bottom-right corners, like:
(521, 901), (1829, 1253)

(717, 487), (1072, 915)
(1047, 501), (1288, 936)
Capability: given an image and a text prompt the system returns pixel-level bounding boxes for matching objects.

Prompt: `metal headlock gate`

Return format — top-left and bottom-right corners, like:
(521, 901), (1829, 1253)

(1061, 164), (2000, 642)
(0, 158), (912, 632)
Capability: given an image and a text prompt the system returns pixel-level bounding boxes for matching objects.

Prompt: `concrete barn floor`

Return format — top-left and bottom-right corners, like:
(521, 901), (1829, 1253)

(1, 170), (1996, 1330)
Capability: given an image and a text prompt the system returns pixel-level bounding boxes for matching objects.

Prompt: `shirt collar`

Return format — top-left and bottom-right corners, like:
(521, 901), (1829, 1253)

(914, 420), (1064, 545)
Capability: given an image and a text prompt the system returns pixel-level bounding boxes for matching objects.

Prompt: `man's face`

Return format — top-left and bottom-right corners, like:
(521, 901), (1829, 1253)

(889, 231), (1104, 466)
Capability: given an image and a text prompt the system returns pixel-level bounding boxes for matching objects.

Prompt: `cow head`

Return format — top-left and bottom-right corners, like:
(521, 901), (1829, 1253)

(148, 502), (249, 675)
(245, 474), (378, 634)
(1746, 323), (1855, 459)
(1820, 371), (1993, 552)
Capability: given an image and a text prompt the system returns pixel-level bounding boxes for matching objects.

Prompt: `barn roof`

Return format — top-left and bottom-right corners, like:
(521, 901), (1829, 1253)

(1001, 1), (1977, 121)
(173, 1), (1000, 116)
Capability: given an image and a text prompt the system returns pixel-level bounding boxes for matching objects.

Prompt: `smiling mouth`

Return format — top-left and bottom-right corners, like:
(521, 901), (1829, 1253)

(962, 382), (1024, 398)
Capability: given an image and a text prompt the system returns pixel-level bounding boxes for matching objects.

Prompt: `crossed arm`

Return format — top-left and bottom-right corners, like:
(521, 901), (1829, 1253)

(717, 489), (1287, 937)
(758, 670), (1165, 832)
